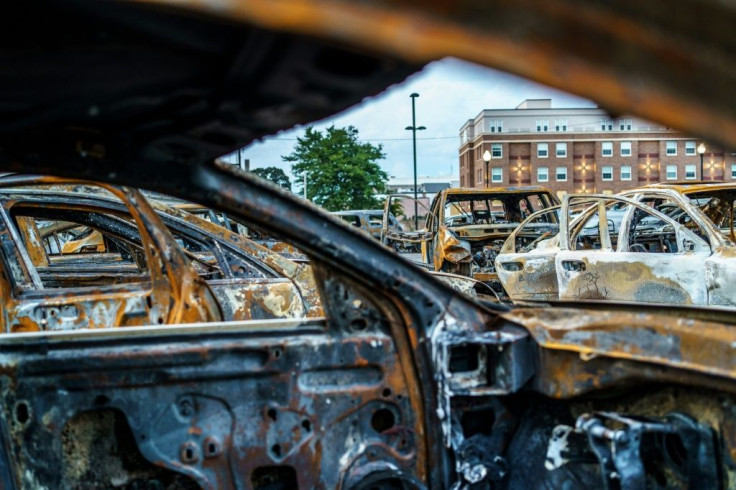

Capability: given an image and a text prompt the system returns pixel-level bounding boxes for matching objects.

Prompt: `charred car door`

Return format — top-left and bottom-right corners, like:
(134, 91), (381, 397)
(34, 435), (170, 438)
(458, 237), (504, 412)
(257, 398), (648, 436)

(556, 195), (711, 305)
(495, 206), (562, 301)
(151, 203), (324, 320)
(624, 189), (736, 309)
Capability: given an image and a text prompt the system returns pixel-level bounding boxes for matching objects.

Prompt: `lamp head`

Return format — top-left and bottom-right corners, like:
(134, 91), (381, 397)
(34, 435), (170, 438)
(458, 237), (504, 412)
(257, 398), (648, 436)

(410, 93), (419, 98)
(417, 126), (427, 131)
(698, 143), (706, 155)
(483, 150), (491, 162)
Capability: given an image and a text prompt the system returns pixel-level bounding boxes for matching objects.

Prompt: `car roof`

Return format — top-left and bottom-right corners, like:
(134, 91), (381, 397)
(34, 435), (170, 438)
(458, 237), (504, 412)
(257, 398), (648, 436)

(443, 186), (555, 196)
(642, 182), (736, 194)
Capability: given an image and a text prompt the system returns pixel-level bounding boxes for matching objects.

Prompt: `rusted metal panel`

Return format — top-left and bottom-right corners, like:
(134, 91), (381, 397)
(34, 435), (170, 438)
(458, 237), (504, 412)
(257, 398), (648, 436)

(503, 306), (736, 382)
(0, 318), (424, 489)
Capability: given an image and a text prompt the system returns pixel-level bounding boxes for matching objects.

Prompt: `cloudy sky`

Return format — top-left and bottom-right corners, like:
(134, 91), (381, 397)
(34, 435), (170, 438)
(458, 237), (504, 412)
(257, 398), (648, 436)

(232, 57), (594, 185)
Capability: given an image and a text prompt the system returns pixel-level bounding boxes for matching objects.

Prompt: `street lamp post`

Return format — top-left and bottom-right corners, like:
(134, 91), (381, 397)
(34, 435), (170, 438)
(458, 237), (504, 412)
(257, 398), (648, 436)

(482, 149), (491, 188)
(698, 143), (706, 181)
(406, 93), (426, 230)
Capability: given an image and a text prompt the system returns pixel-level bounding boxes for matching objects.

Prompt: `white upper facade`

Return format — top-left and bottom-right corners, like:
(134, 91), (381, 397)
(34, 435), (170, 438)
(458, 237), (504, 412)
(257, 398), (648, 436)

(459, 99), (670, 146)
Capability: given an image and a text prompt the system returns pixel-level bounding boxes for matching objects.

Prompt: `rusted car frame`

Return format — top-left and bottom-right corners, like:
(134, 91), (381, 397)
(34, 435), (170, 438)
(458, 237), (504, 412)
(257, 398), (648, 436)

(384, 188), (558, 296)
(0, 1), (735, 489)
(0, 178), (323, 322)
(0, 181), (221, 332)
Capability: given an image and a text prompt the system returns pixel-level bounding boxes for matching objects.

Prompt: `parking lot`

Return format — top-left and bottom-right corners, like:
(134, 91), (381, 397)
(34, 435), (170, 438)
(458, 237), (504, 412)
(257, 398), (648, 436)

(0, 2), (735, 490)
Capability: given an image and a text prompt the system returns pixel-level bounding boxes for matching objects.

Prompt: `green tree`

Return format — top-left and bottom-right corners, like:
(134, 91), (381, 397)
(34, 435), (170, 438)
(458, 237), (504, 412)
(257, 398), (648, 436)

(251, 166), (291, 190)
(283, 125), (388, 211)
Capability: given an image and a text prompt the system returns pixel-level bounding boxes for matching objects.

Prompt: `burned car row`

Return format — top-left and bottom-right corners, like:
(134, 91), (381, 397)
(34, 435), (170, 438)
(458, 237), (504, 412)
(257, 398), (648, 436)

(382, 187), (558, 298)
(0, 1), (736, 490)
(0, 176), (323, 332)
(382, 182), (736, 310)
(496, 182), (736, 308)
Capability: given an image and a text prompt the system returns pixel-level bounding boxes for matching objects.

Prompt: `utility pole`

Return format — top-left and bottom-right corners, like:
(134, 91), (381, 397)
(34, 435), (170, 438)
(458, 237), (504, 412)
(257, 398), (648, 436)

(303, 173), (308, 200)
(698, 143), (706, 180)
(405, 93), (426, 230)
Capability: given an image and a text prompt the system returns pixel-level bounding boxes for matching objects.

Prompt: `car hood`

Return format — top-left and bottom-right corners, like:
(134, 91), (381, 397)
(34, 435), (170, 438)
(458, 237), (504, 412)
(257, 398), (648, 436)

(0, 0), (735, 170)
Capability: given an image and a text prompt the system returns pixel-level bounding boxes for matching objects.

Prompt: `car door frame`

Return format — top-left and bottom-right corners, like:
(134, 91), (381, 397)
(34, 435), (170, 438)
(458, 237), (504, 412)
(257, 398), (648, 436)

(495, 205), (563, 301)
(556, 193), (712, 305)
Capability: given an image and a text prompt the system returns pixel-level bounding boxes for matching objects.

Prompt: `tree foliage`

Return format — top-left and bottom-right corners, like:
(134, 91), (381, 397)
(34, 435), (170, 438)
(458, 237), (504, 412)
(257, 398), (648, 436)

(283, 125), (388, 211)
(251, 166), (291, 190)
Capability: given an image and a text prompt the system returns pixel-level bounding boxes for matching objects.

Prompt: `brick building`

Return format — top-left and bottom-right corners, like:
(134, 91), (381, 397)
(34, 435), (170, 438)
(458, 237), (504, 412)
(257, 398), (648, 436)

(458, 99), (736, 198)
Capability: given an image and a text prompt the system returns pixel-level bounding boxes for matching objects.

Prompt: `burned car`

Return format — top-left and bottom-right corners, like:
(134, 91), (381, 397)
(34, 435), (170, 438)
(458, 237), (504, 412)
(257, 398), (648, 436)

(640, 182), (736, 241)
(333, 209), (403, 240)
(0, 1), (735, 490)
(0, 178), (323, 323)
(497, 188), (736, 307)
(384, 187), (558, 294)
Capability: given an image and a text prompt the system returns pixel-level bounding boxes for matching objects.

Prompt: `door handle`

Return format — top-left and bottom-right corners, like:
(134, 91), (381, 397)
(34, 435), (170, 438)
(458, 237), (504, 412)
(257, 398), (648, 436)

(500, 261), (523, 272)
(561, 260), (586, 272)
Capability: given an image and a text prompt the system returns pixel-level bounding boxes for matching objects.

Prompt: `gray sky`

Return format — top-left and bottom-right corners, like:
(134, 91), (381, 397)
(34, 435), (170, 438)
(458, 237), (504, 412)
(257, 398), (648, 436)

(234, 57), (594, 184)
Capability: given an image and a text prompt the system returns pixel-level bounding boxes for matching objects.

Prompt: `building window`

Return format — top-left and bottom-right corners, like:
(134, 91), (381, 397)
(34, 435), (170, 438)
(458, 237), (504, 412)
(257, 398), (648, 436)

(536, 119), (549, 132)
(685, 141), (696, 155)
(685, 164), (696, 180)
(732, 164), (736, 179)
(537, 167), (549, 182)
(556, 167), (567, 181)
(666, 165), (677, 180)
(666, 141), (677, 155)
(621, 165), (632, 181)
(477, 169), (483, 183)
(602, 166), (613, 181)
(491, 143), (502, 158)
(619, 118), (633, 131)
(621, 141), (632, 157)
(537, 143), (549, 158)
(488, 119), (503, 133)
(555, 119), (568, 131)
(556, 142), (567, 157)
(601, 119), (613, 131)
(492, 168), (503, 183)
(602, 141), (613, 157)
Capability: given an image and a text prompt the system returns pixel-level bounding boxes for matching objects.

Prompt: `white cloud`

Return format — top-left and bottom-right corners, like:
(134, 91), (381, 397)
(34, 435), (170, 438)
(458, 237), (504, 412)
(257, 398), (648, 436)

(233, 57), (594, 184)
